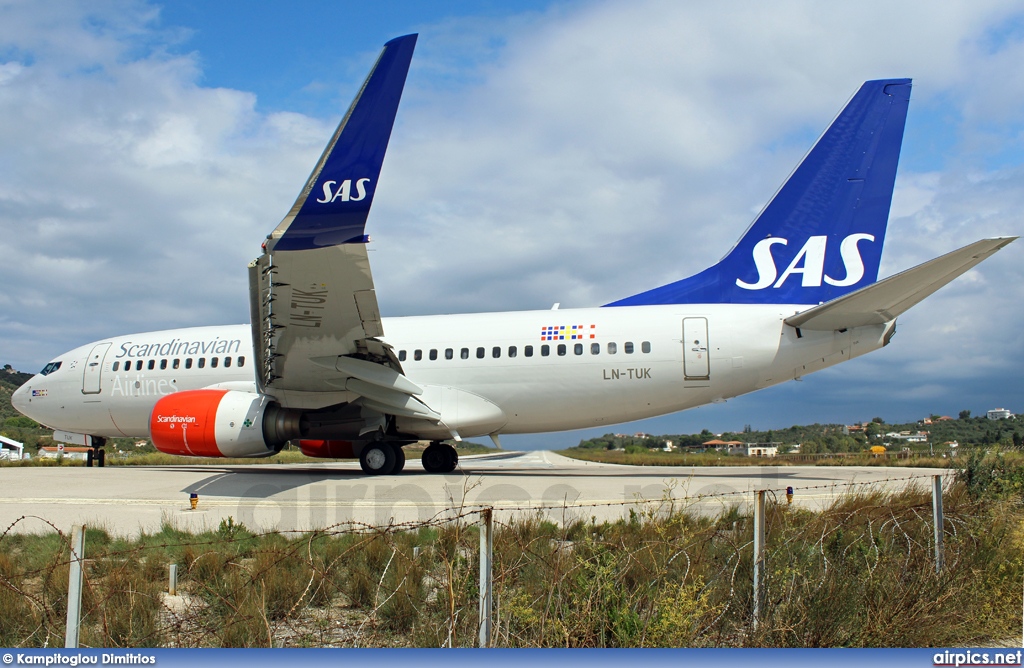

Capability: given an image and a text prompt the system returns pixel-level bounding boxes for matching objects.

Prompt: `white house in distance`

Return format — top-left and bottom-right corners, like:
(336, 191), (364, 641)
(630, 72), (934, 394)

(0, 435), (24, 460)
(728, 442), (780, 457)
(987, 408), (1014, 420)
(885, 431), (928, 443)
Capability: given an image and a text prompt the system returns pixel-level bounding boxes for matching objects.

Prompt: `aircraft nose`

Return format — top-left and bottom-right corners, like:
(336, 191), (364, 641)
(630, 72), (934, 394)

(11, 383), (28, 412)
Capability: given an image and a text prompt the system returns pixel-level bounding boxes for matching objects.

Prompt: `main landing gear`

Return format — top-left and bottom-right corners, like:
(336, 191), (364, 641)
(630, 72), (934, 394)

(421, 441), (458, 474)
(359, 442), (406, 476)
(356, 441), (457, 475)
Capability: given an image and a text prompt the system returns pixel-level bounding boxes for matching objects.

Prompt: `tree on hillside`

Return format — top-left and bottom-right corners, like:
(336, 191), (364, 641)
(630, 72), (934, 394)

(959, 410), (972, 420)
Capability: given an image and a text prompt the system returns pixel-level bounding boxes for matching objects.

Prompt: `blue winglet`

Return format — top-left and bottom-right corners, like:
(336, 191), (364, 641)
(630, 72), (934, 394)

(271, 34), (417, 251)
(607, 78), (911, 306)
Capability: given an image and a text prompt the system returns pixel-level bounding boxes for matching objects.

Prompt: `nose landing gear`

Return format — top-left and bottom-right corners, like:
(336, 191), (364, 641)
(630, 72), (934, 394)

(85, 437), (107, 467)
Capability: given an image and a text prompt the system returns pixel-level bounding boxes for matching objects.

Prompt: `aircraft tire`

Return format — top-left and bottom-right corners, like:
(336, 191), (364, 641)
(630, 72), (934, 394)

(422, 442), (458, 473)
(97, 449), (105, 467)
(444, 446), (458, 473)
(392, 445), (406, 474)
(86, 449), (93, 467)
(359, 442), (397, 475)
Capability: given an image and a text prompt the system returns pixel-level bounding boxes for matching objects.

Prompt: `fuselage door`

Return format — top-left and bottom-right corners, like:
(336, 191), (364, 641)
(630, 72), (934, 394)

(682, 317), (710, 381)
(82, 342), (112, 395)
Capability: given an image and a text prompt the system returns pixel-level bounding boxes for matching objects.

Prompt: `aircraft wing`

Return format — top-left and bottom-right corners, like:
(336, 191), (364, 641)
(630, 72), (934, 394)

(248, 35), (424, 410)
(784, 237), (1016, 331)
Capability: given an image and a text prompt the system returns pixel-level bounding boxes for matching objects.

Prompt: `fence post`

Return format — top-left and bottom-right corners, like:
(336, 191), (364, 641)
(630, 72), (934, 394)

(752, 490), (766, 630)
(65, 525), (86, 648)
(169, 564), (178, 596)
(932, 474), (944, 573)
(478, 507), (493, 648)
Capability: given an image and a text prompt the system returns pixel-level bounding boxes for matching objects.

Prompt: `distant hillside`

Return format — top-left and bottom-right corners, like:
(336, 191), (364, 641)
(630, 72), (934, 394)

(575, 412), (1024, 454)
(1, 365), (34, 422)
(1, 364), (49, 448)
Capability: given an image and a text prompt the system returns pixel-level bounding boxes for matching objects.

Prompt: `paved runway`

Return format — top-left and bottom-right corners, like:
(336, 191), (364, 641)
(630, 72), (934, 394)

(0, 451), (947, 536)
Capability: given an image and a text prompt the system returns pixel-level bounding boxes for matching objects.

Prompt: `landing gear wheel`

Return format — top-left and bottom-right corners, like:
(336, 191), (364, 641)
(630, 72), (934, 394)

(392, 445), (406, 474)
(421, 442), (458, 474)
(86, 449), (93, 467)
(359, 442), (397, 475)
(96, 448), (105, 467)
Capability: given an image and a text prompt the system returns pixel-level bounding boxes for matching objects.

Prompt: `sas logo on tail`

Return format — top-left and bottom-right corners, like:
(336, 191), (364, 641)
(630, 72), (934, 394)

(316, 178), (371, 204)
(736, 233), (875, 290)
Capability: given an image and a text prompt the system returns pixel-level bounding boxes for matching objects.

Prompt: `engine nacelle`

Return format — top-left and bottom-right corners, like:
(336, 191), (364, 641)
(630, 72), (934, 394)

(298, 439), (358, 459)
(150, 390), (303, 458)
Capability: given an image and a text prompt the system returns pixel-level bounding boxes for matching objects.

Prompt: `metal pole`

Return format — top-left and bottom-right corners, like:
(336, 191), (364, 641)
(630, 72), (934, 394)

(169, 564), (178, 596)
(478, 508), (493, 648)
(65, 525), (85, 648)
(753, 490), (765, 630)
(932, 475), (944, 573)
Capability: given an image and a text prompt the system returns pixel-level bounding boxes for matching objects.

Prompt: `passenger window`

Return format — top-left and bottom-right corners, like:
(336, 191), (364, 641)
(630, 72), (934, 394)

(112, 361), (119, 372)
(136, 360), (143, 371)
(574, 343), (583, 355)
(198, 358), (206, 369)
(591, 343), (600, 355)
(237, 356), (245, 368)
(492, 346), (501, 358)
(608, 342), (617, 354)
(173, 359), (180, 369)
(541, 345), (550, 357)
(399, 350), (407, 362)
(147, 360), (155, 370)
(625, 342), (634, 354)
(476, 347), (485, 359)
(185, 358), (193, 369)
(508, 346), (517, 358)
(445, 348), (454, 360)
(429, 349), (438, 361)
(557, 344), (566, 356)
(211, 357), (219, 368)
(160, 359), (167, 370)
(224, 356), (232, 368)
(461, 348), (469, 360)
(642, 341), (651, 353)
(414, 350), (422, 361)
(525, 345), (534, 357)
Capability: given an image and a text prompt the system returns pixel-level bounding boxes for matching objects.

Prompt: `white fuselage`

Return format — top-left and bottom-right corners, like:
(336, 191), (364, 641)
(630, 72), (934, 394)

(12, 304), (891, 441)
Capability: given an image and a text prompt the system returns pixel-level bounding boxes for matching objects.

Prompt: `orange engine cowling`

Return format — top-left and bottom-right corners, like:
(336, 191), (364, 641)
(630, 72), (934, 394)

(150, 389), (301, 458)
(299, 439), (357, 459)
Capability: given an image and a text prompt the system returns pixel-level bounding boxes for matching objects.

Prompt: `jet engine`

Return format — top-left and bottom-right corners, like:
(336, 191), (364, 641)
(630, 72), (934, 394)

(149, 389), (303, 457)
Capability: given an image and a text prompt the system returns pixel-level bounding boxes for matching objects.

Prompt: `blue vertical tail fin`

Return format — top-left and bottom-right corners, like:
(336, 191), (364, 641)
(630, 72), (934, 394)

(607, 78), (911, 306)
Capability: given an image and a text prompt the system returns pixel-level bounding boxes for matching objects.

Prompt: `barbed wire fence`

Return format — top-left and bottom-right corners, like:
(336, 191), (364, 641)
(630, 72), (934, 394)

(0, 471), (1021, 648)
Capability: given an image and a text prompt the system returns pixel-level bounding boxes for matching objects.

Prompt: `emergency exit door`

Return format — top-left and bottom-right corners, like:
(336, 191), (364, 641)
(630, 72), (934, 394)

(82, 342), (111, 395)
(683, 318), (710, 381)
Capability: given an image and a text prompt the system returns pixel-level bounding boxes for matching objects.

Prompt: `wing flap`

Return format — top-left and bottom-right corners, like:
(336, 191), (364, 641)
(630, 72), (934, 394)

(785, 237), (1016, 331)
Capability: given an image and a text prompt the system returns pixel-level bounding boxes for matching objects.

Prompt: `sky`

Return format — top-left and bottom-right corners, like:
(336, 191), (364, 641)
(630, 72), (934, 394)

(1, 0), (1023, 450)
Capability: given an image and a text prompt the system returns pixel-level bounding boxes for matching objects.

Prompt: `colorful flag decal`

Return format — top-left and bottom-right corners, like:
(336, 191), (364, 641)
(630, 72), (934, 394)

(541, 324), (596, 341)
(31, 389), (47, 397)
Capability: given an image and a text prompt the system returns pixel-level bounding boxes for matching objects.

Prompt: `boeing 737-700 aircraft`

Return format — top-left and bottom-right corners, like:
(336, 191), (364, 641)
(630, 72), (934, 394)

(11, 34), (1016, 474)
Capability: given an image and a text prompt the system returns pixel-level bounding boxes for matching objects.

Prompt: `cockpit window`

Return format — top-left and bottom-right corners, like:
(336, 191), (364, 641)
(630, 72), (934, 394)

(39, 361), (62, 376)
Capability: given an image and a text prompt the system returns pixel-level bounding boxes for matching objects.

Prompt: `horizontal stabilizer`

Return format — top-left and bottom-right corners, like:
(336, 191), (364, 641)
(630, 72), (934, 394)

(785, 237), (1016, 331)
